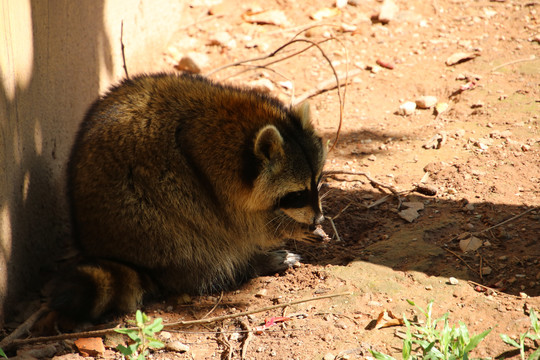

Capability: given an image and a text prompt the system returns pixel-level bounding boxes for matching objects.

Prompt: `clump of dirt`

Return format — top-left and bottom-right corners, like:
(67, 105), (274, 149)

(4, 0), (539, 358)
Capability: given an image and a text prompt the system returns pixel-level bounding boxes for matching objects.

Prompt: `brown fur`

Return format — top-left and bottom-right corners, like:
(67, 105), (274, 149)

(50, 73), (326, 320)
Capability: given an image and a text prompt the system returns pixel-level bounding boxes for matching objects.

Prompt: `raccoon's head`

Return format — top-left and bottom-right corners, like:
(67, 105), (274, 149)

(248, 102), (326, 226)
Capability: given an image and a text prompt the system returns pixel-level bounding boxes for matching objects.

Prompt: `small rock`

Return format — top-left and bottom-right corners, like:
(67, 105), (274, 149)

(74, 337), (105, 358)
(398, 101), (416, 116)
(166, 341), (190, 353)
(449, 277), (459, 285)
(335, 321), (348, 329)
(340, 23), (357, 32)
(255, 288), (268, 297)
(368, 300), (383, 307)
(425, 285), (433, 290)
(465, 203), (475, 211)
(521, 144), (531, 152)
(423, 132), (447, 149)
(519, 292), (529, 299)
(324, 353), (336, 360)
(208, 31), (236, 49)
(402, 201), (424, 211)
(481, 266), (492, 276)
(367, 154), (377, 161)
(243, 10), (289, 26)
(398, 208), (420, 222)
(471, 101), (484, 108)
(415, 96), (438, 109)
(445, 52), (480, 66)
(378, 0), (399, 24)
(175, 52), (209, 74)
(459, 236), (483, 252)
(160, 331), (172, 340)
(247, 78), (275, 93)
(336, 0), (348, 8)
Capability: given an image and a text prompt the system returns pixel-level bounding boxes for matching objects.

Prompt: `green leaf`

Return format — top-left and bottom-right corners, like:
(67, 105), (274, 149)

(407, 299), (416, 306)
(463, 328), (491, 353)
(135, 310), (144, 326)
(147, 340), (165, 349)
(500, 334), (520, 348)
(530, 309), (539, 335)
(528, 345), (540, 360)
(369, 349), (397, 360)
(117, 344), (134, 356)
(0, 348), (7, 359)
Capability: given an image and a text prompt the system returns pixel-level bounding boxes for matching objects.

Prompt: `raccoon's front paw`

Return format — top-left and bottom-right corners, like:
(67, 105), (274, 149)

(251, 250), (301, 276)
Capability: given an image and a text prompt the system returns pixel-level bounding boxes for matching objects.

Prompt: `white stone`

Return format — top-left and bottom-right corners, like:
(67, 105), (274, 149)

(398, 101), (416, 116)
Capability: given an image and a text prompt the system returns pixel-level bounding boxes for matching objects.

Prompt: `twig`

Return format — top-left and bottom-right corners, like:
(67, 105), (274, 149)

(292, 68), (362, 106)
(240, 320), (252, 360)
(324, 170), (401, 196)
(466, 280), (520, 298)
(491, 55), (536, 72)
(473, 207), (535, 236)
(4, 292), (352, 349)
(443, 248), (480, 276)
(201, 291), (223, 319)
(0, 304), (48, 349)
(120, 21), (129, 79)
(217, 327), (232, 360)
(328, 217), (342, 242)
(205, 36), (347, 152)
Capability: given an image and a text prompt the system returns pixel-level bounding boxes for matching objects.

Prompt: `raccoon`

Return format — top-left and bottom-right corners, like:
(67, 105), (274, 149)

(50, 73), (326, 320)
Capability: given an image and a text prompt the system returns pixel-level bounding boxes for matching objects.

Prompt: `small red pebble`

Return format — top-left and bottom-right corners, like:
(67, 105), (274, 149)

(376, 59), (394, 69)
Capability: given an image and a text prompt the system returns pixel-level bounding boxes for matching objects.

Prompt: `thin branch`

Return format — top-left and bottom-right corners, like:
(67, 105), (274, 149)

(4, 292), (352, 349)
(120, 21), (129, 79)
(443, 248), (480, 276)
(0, 304), (48, 349)
(292, 68), (362, 106)
(491, 55), (536, 72)
(473, 207), (535, 236)
(324, 170), (401, 196)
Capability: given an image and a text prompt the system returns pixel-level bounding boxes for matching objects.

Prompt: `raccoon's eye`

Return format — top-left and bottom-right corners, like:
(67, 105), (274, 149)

(279, 190), (309, 209)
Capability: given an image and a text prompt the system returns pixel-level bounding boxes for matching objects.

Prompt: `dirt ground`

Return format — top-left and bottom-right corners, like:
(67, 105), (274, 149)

(5, 0), (540, 359)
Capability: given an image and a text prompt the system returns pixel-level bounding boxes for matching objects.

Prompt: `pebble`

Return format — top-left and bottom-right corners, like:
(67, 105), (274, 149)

(166, 341), (190, 353)
(175, 52), (209, 74)
(255, 288), (268, 297)
(367, 154), (377, 161)
(368, 300), (383, 307)
(481, 266), (492, 276)
(415, 96), (438, 109)
(208, 31), (236, 49)
(398, 101), (416, 116)
(449, 277), (459, 285)
(324, 353), (336, 360)
(378, 0), (399, 24)
(160, 331), (172, 340)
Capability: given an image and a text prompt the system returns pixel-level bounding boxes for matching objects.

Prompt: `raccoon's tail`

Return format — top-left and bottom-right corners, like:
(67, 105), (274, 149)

(48, 259), (150, 321)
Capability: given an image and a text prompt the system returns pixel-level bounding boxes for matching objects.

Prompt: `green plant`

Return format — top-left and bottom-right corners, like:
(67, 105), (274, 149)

(114, 310), (165, 360)
(500, 309), (540, 360)
(0, 348), (7, 359)
(370, 300), (492, 360)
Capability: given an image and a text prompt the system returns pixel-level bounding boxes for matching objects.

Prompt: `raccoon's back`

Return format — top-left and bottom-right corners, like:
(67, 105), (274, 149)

(68, 74), (286, 275)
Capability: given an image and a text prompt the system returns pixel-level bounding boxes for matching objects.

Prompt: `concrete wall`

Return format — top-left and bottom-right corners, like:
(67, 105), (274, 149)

(0, 0), (185, 325)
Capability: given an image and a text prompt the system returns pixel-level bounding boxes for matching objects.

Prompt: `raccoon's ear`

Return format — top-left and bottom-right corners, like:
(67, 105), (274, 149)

(254, 125), (284, 163)
(292, 102), (312, 130)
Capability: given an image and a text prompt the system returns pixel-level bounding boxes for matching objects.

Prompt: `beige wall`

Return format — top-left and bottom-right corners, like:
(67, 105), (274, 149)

(0, 0), (185, 325)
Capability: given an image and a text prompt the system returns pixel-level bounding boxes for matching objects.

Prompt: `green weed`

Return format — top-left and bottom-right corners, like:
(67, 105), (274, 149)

(114, 310), (164, 360)
(370, 300), (492, 360)
(0, 348), (7, 359)
(500, 309), (540, 360)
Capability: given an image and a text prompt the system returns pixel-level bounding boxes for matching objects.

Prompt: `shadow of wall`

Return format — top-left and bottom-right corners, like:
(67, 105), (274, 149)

(0, 0), (110, 325)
